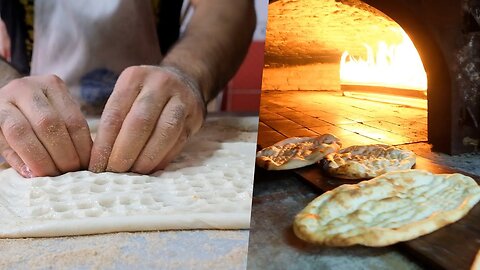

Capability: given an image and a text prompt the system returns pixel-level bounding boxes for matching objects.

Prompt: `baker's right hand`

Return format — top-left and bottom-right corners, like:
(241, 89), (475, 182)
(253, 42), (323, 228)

(0, 75), (92, 178)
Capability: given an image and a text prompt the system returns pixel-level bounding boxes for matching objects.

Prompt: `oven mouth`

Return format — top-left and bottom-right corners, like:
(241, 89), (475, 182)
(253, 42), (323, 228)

(341, 86), (427, 109)
(264, 0), (480, 154)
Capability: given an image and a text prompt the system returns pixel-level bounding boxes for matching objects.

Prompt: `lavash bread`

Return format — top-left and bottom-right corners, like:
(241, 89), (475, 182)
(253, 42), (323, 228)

(256, 134), (341, 170)
(324, 144), (416, 179)
(293, 170), (480, 247)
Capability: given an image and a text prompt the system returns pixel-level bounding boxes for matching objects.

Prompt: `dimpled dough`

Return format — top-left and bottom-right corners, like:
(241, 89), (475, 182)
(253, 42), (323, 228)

(294, 170), (480, 247)
(0, 117), (257, 238)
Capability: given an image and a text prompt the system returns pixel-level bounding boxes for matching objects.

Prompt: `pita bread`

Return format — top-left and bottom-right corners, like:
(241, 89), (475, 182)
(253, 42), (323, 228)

(324, 144), (416, 179)
(293, 170), (480, 247)
(256, 134), (341, 170)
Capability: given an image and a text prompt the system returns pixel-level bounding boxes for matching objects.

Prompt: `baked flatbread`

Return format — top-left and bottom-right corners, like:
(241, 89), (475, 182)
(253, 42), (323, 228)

(324, 144), (416, 179)
(256, 134), (341, 170)
(293, 170), (480, 247)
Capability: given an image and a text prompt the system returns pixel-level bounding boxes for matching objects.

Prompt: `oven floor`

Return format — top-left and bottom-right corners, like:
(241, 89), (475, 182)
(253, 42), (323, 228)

(258, 90), (480, 175)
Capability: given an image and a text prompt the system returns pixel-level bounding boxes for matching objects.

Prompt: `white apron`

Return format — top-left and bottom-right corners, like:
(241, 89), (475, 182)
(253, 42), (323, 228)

(31, 0), (162, 115)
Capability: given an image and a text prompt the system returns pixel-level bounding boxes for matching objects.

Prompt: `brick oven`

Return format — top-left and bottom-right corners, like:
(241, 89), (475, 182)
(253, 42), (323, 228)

(362, 0), (480, 154)
(252, 2), (480, 269)
(262, 0), (480, 155)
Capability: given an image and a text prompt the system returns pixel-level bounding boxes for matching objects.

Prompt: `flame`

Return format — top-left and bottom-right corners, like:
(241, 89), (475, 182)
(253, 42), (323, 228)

(340, 29), (427, 91)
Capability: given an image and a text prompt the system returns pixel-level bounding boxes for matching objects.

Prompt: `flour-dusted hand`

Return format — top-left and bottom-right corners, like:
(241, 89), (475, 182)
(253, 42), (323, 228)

(0, 75), (93, 178)
(89, 65), (206, 174)
(86, 0), (255, 174)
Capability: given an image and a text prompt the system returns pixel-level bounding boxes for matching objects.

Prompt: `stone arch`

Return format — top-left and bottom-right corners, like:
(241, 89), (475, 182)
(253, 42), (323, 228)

(363, 0), (467, 153)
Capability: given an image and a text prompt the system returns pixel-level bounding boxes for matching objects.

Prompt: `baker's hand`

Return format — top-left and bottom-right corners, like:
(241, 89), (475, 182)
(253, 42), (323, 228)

(0, 75), (92, 178)
(89, 65), (206, 174)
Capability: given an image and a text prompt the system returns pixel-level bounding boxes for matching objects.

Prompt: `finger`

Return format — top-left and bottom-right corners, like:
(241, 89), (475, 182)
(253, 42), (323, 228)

(89, 67), (144, 172)
(42, 79), (92, 169)
(129, 97), (187, 174)
(0, 103), (59, 176)
(0, 130), (32, 178)
(149, 130), (189, 173)
(106, 90), (169, 173)
(13, 81), (80, 173)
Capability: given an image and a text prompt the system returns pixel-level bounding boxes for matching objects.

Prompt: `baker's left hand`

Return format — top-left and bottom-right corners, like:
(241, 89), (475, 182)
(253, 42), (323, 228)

(89, 65), (206, 174)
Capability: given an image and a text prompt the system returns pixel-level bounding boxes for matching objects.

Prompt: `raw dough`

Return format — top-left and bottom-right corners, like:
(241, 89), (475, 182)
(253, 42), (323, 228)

(0, 117), (257, 238)
(256, 134), (341, 170)
(293, 170), (480, 247)
(324, 144), (416, 179)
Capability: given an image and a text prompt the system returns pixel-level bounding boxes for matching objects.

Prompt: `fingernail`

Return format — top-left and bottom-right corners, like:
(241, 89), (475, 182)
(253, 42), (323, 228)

(20, 165), (33, 178)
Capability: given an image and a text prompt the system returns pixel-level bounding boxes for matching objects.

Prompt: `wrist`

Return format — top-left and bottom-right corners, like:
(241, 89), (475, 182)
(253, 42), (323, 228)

(160, 45), (218, 104)
(156, 64), (207, 119)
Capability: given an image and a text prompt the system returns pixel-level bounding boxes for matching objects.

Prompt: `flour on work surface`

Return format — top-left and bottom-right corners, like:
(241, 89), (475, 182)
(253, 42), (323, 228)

(324, 144), (416, 179)
(0, 117), (257, 237)
(294, 170), (480, 247)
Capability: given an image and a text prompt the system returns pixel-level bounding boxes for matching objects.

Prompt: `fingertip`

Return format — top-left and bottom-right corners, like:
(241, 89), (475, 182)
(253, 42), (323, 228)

(19, 164), (33, 178)
(130, 164), (153, 175)
(151, 157), (174, 173)
(1, 148), (35, 178)
(105, 163), (129, 173)
(88, 145), (110, 173)
(88, 159), (107, 173)
(88, 162), (104, 173)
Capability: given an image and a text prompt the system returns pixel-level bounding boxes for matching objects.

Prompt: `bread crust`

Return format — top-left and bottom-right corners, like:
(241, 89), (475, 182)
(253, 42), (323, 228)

(256, 134), (341, 170)
(325, 144), (416, 179)
(294, 170), (480, 247)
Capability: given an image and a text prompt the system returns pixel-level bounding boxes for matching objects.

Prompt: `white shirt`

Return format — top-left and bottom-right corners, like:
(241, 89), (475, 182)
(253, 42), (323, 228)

(31, 0), (162, 115)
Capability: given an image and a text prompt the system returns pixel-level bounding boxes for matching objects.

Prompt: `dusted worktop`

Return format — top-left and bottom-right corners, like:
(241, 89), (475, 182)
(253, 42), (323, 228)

(0, 114), (258, 270)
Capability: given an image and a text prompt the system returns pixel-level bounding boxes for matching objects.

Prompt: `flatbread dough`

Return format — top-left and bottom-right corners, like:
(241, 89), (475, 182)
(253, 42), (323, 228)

(0, 117), (257, 238)
(324, 144), (416, 179)
(293, 170), (480, 247)
(256, 134), (341, 170)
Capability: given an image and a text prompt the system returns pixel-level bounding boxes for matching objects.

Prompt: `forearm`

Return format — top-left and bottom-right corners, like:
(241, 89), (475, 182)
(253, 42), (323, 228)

(0, 59), (21, 87)
(160, 0), (256, 103)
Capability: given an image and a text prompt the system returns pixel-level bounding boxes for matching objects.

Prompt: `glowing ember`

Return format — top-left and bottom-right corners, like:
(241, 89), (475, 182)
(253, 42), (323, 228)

(340, 29), (427, 91)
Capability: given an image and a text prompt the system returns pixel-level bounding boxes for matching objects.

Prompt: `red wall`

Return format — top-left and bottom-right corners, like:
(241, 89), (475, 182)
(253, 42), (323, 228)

(222, 41), (265, 113)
